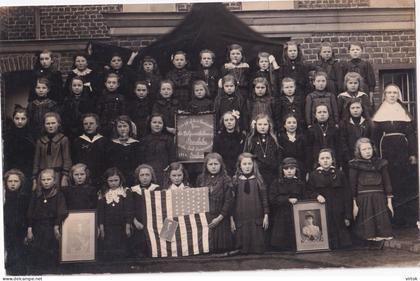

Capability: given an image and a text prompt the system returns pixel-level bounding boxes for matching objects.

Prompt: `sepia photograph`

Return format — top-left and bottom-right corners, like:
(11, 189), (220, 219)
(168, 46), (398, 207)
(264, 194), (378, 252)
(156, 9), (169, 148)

(293, 201), (329, 252)
(0, 0), (419, 278)
(60, 210), (96, 263)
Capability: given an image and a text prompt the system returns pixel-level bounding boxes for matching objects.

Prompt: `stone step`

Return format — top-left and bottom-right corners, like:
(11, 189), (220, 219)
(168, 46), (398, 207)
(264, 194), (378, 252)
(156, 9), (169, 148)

(384, 227), (420, 253)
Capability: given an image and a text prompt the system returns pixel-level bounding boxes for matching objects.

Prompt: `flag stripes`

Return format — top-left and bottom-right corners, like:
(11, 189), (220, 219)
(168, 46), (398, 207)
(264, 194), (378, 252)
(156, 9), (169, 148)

(144, 188), (210, 257)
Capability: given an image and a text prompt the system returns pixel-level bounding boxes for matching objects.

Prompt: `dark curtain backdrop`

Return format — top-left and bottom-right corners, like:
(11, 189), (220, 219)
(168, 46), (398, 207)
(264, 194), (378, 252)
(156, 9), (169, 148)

(88, 3), (283, 76)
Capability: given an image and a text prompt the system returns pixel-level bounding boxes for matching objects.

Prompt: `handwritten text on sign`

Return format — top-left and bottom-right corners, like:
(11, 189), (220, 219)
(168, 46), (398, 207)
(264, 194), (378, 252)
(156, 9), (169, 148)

(176, 113), (215, 162)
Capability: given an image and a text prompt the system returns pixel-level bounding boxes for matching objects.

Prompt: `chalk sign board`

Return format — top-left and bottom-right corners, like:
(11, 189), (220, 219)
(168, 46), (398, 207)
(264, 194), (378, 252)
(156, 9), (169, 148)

(175, 113), (215, 162)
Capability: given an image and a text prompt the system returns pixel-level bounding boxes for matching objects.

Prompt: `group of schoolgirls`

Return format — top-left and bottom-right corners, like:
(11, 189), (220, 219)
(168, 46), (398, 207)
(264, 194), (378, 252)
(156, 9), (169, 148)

(3, 39), (416, 271)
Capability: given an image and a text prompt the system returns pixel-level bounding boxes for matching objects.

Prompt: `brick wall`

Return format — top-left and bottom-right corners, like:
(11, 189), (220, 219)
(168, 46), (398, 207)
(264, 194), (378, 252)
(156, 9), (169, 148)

(0, 7), (36, 40)
(0, 5), (122, 40)
(39, 5), (122, 39)
(296, 0), (369, 9)
(291, 30), (416, 105)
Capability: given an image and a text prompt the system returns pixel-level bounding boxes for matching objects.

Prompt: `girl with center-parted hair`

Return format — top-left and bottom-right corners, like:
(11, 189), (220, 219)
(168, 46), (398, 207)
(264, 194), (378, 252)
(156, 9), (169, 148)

(97, 167), (133, 260)
(196, 153), (234, 253)
(129, 164), (161, 258)
(139, 113), (176, 186)
(231, 152), (269, 254)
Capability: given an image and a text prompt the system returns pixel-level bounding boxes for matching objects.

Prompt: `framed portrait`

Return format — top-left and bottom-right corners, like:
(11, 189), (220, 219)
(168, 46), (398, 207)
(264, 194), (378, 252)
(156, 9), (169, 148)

(293, 201), (329, 253)
(60, 210), (97, 263)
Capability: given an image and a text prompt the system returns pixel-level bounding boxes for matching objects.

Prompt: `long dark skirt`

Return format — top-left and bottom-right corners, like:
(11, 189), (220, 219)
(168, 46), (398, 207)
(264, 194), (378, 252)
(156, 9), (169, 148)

(270, 205), (296, 250)
(27, 221), (58, 268)
(128, 228), (148, 258)
(209, 215), (233, 253)
(100, 224), (128, 260)
(354, 192), (393, 240)
(235, 219), (265, 254)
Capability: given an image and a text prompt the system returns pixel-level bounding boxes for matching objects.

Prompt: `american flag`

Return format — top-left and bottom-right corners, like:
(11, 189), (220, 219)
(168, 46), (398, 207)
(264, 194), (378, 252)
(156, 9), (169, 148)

(143, 187), (210, 257)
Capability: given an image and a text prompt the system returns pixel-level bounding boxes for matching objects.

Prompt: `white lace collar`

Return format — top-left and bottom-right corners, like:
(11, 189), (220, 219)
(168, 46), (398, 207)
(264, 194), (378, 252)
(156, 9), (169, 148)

(373, 102), (411, 122)
(131, 183), (159, 195)
(287, 131), (296, 142)
(224, 62), (250, 69)
(105, 187), (126, 204)
(72, 68), (92, 76)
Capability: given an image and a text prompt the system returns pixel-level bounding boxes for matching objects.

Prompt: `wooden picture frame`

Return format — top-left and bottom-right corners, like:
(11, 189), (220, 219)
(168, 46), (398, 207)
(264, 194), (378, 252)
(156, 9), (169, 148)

(293, 200), (330, 253)
(60, 210), (97, 263)
(175, 112), (215, 163)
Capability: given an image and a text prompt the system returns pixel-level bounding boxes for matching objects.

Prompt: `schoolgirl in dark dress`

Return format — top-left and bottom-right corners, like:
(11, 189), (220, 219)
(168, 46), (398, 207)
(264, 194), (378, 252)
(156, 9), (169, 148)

(269, 158), (304, 250)
(196, 153), (234, 253)
(348, 138), (393, 246)
(3, 106), (35, 194)
(127, 81), (153, 138)
(62, 163), (97, 210)
(106, 115), (141, 187)
(278, 114), (307, 175)
(4, 169), (30, 274)
(26, 169), (68, 268)
(339, 99), (372, 168)
(97, 168), (132, 260)
(307, 149), (352, 249)
(165, 51), (193, 110)
(244, 114), (283, 188)
(61, 76), (97, 141)
(140, 113), (176, 186)
(213, 111), (246, 177)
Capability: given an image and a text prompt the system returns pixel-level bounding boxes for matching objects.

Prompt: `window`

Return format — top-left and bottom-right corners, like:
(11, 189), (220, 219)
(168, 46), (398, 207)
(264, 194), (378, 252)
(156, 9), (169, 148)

(379, 69), (416, 118)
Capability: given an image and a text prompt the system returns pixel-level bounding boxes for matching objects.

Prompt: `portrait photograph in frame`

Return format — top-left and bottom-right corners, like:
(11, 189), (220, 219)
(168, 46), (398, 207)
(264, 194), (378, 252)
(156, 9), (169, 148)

(60, 210), (97, 263)
(293, 200), (330, 253)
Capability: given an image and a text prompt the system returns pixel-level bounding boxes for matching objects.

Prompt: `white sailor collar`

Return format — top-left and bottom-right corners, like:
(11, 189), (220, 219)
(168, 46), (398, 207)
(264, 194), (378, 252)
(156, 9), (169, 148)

(131, 183), (159, 195)
(112, 138), (139, 146)
(338, 91), (367, 98)
(349, 116), (365, 125)
(238, 174), (256, 180)
(79, 134), (103, 143)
